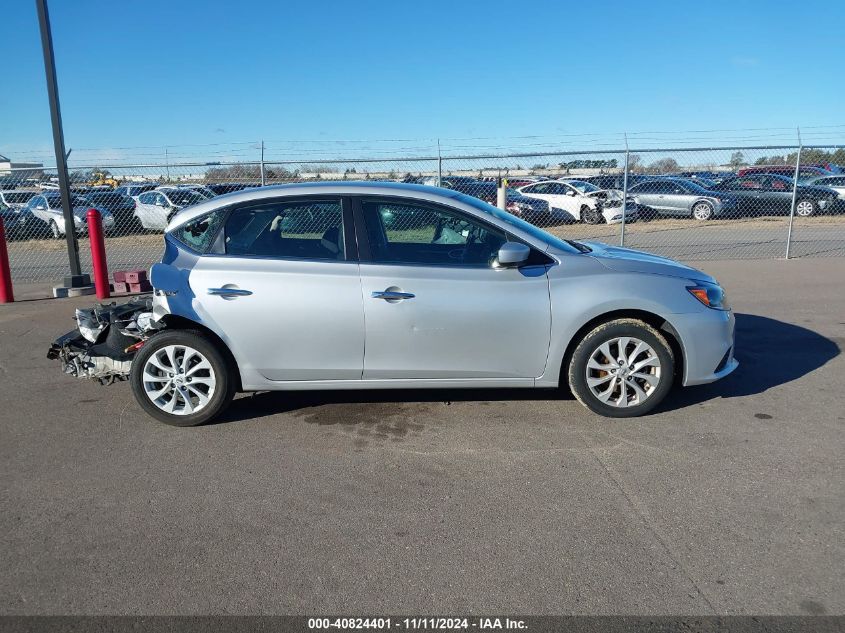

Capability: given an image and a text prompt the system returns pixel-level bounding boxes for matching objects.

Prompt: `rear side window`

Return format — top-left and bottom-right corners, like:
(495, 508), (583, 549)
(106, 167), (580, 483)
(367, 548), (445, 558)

(223, 199), (345, 260)
(171, 212), (224, 253)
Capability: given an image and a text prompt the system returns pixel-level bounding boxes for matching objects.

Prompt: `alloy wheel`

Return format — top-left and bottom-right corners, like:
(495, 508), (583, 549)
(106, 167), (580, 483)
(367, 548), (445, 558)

(142, 344), (217, 415)
(692, 202), (713, 220)
(585, 337), (662, 408)
(795, 200), (815, 217)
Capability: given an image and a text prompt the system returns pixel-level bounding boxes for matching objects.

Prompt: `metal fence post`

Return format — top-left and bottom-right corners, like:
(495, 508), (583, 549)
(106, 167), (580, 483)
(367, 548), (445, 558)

(35, 0), (82, 280)
(785, 129), (802, 259)
(437, 139), (442, 186)
(620, 133), (629, 247)
(260, 140), (266, 186)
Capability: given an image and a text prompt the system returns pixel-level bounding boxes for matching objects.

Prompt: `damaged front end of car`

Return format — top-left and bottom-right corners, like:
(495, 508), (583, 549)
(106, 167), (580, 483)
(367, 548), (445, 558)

(46, 296), (164, 385)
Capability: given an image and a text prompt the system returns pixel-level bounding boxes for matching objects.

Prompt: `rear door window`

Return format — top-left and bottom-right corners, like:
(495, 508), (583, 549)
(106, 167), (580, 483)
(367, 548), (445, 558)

(223, 199), (346, 261)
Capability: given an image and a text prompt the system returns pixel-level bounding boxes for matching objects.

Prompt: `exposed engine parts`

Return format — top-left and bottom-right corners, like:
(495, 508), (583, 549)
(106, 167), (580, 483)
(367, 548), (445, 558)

(47, 296), (163, 384)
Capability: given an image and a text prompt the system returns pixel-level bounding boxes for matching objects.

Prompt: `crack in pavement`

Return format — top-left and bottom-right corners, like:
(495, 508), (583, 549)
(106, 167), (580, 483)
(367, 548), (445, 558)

(576, 428), (718, 614)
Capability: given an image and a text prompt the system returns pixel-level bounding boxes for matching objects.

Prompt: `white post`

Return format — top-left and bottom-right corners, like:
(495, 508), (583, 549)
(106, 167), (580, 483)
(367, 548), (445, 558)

(497, 176), (507, 210)
(620, 133), (629, 247)
(436, 139), (442, 186)
(785, 127), (802, 260)
(260, 140), (266, 186)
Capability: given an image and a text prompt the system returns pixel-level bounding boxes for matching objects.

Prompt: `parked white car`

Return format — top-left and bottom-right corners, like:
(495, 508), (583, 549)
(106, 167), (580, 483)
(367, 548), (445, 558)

(156, 184), (216, 200)
(134, 189), (207, 230)
(806, 175), (845, 199)
(24, 192), (115, 238)
(0, 190), (37, 210)
(516, 180), (637, 224)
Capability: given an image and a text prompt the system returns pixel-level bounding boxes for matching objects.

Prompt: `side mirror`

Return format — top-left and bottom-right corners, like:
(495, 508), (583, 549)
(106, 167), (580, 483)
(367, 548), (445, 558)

(495, 241), (530, 268)
(565, 190), (576, 196)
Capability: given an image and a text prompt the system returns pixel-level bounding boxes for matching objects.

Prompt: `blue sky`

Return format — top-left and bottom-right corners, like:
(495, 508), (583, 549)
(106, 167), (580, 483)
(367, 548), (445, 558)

(2, 0), (843, 164)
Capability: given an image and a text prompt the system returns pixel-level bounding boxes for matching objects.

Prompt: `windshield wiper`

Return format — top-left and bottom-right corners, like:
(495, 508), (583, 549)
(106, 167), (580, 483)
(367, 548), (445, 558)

(566, 239), (592, 253)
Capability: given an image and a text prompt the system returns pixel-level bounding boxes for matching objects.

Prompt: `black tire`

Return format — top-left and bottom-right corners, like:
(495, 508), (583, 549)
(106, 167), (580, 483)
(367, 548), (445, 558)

(691, 201), (714, 221)
(794, 198), (817, 217)
(581, 205), (601, 225)
(567, 318), (675, 418)
(130, 329), (235, 427)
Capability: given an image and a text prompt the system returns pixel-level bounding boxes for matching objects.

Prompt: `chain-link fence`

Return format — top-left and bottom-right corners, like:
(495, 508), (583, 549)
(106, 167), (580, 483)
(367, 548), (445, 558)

(2, 144), (844, 287)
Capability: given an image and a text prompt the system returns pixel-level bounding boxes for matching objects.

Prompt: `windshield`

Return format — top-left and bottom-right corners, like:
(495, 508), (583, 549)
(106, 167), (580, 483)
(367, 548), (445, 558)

(679, 180), (712, 193)
(166, 190), (205, 206)
(90, 193), (128, 203)
(453, 192), (581, 254)
(46, 195), (88, 208)
(566, 180), (601, 193)
(5, 192), (35, 204)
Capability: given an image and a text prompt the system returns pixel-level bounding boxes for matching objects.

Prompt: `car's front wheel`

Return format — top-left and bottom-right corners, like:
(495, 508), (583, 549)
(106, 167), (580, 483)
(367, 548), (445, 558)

(130, 330), (235, 426)
(795, 198), (817, 217)
(581, 205), (601, 225)
(567, 318), (675, 417)
(691, 201), (714, 220)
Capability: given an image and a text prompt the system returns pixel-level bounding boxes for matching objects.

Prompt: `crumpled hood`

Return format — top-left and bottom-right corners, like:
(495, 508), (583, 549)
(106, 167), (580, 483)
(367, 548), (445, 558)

(585, 188), (622, 200)
(582, 241), (716, 283)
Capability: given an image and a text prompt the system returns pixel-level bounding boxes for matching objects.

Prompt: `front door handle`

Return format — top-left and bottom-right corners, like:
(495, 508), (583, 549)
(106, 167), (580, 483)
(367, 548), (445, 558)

(208, 287), (253, 298)
(372, 290), (415, 301)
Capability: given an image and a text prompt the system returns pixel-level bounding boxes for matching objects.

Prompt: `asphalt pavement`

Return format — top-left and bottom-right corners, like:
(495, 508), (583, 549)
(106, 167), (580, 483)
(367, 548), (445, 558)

(0, 258), (843, 615)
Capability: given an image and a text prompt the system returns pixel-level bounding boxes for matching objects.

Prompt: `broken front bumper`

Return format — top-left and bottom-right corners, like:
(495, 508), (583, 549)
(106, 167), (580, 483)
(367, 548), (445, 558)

(47, 296), (162, 384)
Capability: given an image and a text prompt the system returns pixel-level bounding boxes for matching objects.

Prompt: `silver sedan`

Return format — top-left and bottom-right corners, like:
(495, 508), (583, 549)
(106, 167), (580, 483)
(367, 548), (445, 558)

(24, 192), (115, 238)
(629, 178), (739, 220)
(50, 182), (737, 426)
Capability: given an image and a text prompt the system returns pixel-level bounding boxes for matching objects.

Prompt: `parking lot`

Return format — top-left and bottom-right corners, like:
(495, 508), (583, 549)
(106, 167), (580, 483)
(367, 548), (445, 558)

(1, 258), (843, 615)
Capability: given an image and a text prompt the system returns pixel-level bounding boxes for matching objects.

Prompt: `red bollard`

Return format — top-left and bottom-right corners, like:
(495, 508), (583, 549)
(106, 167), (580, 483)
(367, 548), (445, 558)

(86, 208), (110, 300)
(0, 216), (13, 303)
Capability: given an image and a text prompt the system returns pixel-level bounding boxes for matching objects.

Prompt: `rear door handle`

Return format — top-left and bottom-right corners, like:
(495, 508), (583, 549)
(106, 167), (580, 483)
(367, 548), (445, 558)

(372, 290), (415, 301)
(208, 287), (253, 297)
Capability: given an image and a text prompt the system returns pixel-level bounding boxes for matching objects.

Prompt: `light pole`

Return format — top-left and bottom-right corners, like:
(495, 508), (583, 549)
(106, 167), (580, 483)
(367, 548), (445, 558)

(35, 0), (85, 285)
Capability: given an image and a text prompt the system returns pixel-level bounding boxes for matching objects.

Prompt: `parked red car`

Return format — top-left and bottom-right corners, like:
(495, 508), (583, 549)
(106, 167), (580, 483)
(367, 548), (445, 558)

(737, 165), (832, 183)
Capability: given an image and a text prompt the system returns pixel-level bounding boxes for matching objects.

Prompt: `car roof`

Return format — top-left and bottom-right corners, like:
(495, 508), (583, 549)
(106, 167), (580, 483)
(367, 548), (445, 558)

(166, 182), (464, 231)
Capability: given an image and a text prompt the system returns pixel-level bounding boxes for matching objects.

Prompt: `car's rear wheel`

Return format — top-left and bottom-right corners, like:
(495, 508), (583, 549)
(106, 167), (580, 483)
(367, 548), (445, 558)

(795, 198), (817, 217)
(130, 330), (235, 426)
(581, 205), (601, 225)
(568, 318), (675, 418)
(49, 220), (61, 239)
(692, 201), (714, 220)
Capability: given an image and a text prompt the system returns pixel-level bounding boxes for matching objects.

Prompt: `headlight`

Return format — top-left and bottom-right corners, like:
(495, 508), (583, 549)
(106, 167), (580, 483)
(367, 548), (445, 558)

(687, 281), (730, 310)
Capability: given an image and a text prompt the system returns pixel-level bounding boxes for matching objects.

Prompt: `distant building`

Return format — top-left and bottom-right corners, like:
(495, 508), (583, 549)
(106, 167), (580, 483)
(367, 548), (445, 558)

(0, 153), (44, 180)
